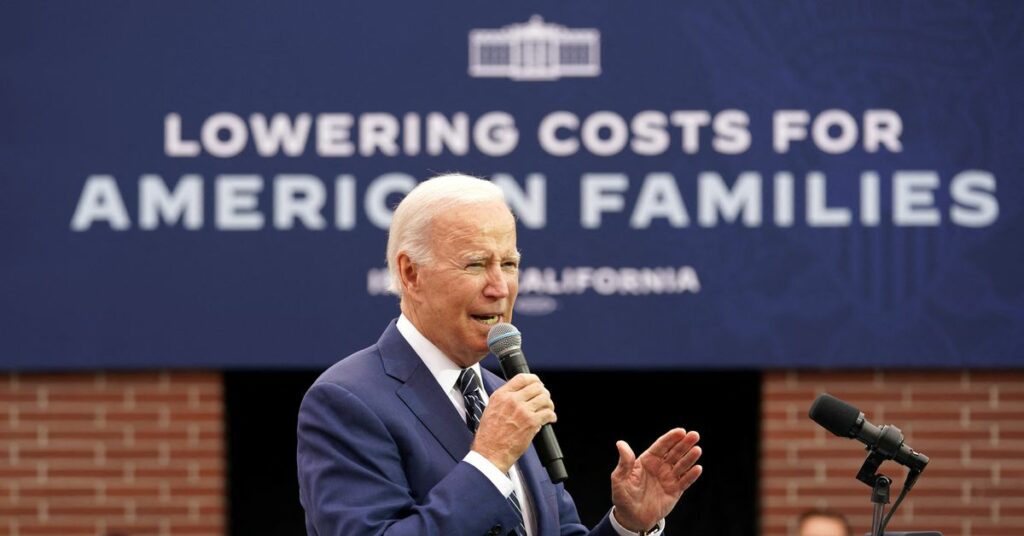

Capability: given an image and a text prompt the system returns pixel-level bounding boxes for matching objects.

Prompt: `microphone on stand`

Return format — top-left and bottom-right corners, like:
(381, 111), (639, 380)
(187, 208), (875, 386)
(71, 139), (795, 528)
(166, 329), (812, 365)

(809, 393), (928, 473)
(809, 393), (938, 536)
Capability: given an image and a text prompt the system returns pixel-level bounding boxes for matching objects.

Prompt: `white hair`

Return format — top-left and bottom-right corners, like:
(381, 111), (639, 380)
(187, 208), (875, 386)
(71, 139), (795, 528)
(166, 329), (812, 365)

(386, 174), (507, 296)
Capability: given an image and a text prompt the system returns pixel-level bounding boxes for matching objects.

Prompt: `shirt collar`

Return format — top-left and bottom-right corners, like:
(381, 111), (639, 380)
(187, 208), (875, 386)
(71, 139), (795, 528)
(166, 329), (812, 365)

(396, 314), (484, 395)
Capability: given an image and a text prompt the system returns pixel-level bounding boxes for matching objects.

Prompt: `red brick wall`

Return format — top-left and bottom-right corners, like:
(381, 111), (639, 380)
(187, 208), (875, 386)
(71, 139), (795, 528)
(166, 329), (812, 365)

(761, 371), (1024, 536)
(8, 369), (1022, 536)
(0, 372), (225, 536)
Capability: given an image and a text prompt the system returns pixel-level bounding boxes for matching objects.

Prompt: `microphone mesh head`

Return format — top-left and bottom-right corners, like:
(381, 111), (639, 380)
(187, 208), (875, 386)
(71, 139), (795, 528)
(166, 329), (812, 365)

(487, 323), (522, 356)
(809, 393), (862, 438)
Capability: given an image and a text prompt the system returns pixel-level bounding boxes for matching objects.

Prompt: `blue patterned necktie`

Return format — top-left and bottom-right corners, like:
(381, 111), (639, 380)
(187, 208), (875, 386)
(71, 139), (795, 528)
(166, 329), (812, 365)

(458, 368), (527, 536)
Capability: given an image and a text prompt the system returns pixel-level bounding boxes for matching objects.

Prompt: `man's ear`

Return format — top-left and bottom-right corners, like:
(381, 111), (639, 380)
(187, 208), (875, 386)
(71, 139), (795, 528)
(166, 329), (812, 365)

(396, 252), (420, 298)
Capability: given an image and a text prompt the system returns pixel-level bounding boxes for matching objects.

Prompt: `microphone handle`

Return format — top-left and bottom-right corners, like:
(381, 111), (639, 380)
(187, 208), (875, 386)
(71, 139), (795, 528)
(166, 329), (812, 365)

(536, 425), (568, 483)
(497, 349), (568, 483)
(499, 354), (531, 377)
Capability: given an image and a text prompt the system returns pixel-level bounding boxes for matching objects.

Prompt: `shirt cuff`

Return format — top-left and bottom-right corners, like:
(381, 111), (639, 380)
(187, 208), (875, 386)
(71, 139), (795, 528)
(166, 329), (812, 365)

(608, 507), (665, 536)
(464, 450), (514, 497)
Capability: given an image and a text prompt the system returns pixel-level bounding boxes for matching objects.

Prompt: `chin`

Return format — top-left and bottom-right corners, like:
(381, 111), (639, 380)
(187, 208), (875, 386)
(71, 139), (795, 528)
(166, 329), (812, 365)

(469, 340), (490, 357)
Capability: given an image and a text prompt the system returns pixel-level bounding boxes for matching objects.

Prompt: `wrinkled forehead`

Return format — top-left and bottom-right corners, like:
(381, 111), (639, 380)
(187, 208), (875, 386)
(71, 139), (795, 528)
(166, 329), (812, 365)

(429, 201), (517, 252)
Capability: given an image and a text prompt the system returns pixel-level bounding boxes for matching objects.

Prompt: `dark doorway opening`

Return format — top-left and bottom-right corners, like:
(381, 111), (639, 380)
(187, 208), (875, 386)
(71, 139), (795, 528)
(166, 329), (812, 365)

(225, 369), (760, 535)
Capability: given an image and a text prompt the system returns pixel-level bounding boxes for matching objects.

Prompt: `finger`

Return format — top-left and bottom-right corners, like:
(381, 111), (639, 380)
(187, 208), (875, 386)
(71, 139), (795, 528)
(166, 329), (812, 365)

(525, 392), (554, 413)
(613, 440), (636, 477)
(663, 430), (700, 464)
(661, 435), (689, 464)
(519, 407), (556, 433)
(676, 464), (703, 491)
(521, 383), (552, 404)
(646, 428), (687, 458)
(528, 392), (555, 423)
(672, 446), (702, 477)
(664, 463), (703, 495)
(503, 373), (540, 391)
(510, 381), (546, 404)
(490, 375), (538, 402)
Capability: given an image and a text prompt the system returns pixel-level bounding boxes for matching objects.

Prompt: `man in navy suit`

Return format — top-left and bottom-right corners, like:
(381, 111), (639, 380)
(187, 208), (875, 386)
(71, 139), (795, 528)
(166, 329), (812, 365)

(297, 174), (703, 535)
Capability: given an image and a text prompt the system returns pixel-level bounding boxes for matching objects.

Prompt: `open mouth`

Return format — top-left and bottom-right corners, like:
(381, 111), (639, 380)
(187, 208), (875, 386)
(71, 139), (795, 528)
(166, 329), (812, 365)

(471, 314), (501, 326)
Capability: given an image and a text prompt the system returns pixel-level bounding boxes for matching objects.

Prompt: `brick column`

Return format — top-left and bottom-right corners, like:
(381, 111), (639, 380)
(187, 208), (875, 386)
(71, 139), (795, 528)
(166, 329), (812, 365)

(761, 371), (1024, 536)
(0, 372), (225, 536)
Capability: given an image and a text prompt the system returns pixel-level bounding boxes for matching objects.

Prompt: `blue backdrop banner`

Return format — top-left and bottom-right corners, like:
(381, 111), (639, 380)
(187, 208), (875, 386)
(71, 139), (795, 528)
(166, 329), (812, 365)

(2, 2), (1022, 369)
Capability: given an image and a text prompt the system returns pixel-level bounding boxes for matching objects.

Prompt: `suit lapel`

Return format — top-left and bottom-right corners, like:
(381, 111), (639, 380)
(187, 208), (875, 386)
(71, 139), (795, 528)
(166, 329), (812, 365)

(377, 323), (560, 533)
(378, 320), (474, 463)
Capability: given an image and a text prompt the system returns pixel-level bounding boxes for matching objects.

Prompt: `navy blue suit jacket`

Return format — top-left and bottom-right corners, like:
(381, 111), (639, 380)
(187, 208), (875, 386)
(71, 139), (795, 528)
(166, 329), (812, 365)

(297, 319), (617, 535)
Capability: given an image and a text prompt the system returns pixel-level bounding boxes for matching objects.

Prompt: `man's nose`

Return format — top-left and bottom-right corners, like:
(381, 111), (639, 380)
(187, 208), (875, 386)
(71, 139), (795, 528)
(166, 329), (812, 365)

(482, 265), (510, 298)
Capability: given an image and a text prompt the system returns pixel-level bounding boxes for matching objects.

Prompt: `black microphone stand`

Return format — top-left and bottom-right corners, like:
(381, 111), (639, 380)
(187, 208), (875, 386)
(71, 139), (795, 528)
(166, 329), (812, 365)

(855, 450), (939, 536)
(856, 451), (891, 536)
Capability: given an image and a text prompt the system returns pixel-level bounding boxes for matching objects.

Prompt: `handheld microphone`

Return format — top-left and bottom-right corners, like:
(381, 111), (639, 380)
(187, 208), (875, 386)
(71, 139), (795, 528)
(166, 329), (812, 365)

(809, 393), (929, 472)
(487, 323), (568, 483)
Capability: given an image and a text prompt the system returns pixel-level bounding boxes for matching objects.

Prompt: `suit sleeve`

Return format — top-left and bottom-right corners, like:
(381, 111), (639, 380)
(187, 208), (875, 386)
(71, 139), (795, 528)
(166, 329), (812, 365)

(297, 381), (521, 536)
(549, 481), (618, 536)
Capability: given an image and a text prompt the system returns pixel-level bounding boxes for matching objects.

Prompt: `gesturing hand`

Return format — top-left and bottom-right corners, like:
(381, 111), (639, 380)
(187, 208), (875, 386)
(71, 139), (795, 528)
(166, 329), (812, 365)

(610, 428), (702, 532)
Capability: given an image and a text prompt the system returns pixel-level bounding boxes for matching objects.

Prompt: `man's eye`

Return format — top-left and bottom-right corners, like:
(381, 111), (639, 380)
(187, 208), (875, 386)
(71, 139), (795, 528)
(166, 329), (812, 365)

(466, 262), (485, 269)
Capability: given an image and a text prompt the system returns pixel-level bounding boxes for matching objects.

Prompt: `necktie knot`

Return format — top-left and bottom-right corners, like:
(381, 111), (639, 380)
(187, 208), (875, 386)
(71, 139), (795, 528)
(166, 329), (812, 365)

(458, 367), (482, 398)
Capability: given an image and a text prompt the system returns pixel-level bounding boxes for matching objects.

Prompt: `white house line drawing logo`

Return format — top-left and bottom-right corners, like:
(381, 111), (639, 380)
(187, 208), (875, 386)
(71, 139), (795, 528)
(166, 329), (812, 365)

(468, 15), (601, 81)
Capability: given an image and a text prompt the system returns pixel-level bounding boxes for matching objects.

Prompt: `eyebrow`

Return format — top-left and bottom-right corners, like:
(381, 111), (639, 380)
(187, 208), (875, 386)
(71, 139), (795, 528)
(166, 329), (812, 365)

(462, 251), (521, 262)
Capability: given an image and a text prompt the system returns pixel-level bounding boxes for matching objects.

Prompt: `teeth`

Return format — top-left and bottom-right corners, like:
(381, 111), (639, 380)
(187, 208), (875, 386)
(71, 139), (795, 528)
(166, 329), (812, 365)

(475, 315), (498, 325)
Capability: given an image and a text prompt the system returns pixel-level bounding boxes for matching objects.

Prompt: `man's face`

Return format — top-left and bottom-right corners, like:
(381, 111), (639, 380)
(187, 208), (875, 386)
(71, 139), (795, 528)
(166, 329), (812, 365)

(402, 201), (520, 367)
(798, 516), (848, 536)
